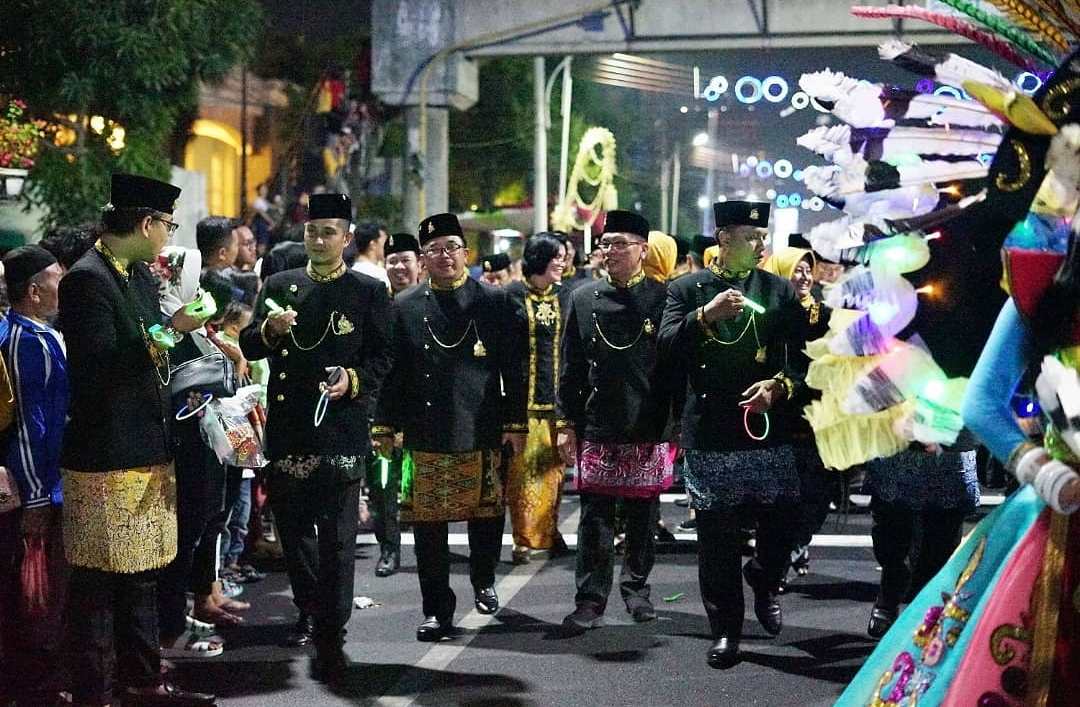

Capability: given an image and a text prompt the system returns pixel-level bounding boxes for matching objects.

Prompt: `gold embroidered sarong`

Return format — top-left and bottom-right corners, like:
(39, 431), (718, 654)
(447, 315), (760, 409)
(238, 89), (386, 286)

(62, 464), (177, 573)
(400, 449), (504, 523)
(506, 416), (563, 549)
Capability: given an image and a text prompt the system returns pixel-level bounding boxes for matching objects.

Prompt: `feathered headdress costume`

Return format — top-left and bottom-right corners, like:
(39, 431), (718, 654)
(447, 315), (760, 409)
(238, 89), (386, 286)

(799, 1), (1080, 470)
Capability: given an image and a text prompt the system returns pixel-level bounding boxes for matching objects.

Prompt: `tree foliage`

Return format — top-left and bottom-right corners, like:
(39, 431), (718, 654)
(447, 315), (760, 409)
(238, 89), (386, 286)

(0, 0), (262, 230)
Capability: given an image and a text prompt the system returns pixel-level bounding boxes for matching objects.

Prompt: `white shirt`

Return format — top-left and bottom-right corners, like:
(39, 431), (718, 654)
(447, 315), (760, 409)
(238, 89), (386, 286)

(351, 258), (391, 290)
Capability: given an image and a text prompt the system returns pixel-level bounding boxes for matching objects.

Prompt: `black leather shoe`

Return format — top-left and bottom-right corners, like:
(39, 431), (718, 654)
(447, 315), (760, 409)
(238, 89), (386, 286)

(706, 635), (740, 669)
(285, 613), (316, 647)
(561, 604), (603, 636)
(124, 681), (216, 706)
(474, 586), (499, 615)
(753, 597), (783, 636)
(375, 550), (400, 577)
(627, 599), (657, 623)
(743, 561), (783, 635)
(311, 645), (348, 683)
(416, 615), (453, 642)
(867, 605), (898, 639)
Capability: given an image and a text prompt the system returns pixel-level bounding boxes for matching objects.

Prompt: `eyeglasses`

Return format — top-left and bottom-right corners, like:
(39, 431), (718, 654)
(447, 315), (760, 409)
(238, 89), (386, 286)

(598, 238), (643, 252)
(422, 243), (466, 258)
(153, 217), (180, 234)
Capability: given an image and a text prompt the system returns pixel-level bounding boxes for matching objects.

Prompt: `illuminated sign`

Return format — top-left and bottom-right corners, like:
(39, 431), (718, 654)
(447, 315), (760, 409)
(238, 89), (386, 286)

(692, 66), (1048, 110)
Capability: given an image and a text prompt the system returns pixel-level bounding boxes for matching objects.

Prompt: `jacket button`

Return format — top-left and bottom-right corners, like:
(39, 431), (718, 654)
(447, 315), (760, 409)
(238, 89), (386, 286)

(425, 401), (432, 407)
(281, 349), (289, 357)
(276, 394), (284, 402)
(279, 372), (287, 380)
(425, 373), (431, 379)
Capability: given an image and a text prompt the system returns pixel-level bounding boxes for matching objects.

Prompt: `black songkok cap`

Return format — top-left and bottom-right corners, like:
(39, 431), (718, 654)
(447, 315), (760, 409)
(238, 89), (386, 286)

(691, 234), (713, 257)
(3, 245), (57, 293)
(602, 210), (650, 239)
(418, 212), (464, 246)
(385, 232), (420, 256)
(308, 193), (352, 222)
(674, 236), (690, 260)
(481, 253), (510, 273)
(108, 173), (181, 214)
(714, 201), (770, 229)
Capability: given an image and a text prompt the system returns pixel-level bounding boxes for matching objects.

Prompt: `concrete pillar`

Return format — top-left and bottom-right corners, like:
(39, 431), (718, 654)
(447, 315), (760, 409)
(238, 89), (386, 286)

(404, 105), (449, 227)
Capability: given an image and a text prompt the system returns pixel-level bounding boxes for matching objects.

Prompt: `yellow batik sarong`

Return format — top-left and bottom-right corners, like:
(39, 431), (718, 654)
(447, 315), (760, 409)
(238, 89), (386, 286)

(62, 464), (177, 573)
(506, 416), (563, 549)
(400, 449), (504, 523)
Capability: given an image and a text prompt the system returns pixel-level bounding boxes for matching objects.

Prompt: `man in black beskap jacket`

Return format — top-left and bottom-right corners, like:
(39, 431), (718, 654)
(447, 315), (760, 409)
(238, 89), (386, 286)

(659, 200), (809, 669)
(555, 210), (675, 636)
(60, 173), (212, 706)
(371, 212), (527, 643)
(240, 193), (392, 680)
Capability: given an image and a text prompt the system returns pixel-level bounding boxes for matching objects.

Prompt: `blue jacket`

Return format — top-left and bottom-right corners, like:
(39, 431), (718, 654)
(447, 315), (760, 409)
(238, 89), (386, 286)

(3, 312), (68, 508)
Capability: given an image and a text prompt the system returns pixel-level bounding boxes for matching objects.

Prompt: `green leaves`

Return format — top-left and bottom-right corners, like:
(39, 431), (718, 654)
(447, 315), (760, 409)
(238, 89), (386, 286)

(2, 0), (263, 231)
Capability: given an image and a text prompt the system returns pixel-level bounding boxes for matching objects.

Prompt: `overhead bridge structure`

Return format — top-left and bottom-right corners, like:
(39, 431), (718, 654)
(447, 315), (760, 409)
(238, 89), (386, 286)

(372, 0), (965, 227)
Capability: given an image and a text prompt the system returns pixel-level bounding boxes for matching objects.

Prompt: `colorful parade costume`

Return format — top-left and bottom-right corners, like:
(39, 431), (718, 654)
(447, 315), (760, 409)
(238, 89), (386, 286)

(812, 4), (1080, 704)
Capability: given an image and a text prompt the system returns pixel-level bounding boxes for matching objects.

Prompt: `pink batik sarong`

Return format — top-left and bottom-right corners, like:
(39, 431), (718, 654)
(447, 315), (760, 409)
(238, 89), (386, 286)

(575, 440), (673, 499)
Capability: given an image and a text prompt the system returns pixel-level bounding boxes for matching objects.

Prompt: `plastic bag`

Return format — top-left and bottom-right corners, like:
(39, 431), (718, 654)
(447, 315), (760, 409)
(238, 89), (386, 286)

(21, 536), (49, 620)
(199, 385), (268, 468)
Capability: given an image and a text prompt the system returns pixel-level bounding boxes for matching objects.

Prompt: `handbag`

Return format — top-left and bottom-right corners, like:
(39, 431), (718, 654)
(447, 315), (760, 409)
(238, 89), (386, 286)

(169, 351), (236, 400)
(0, 466), (21, 514)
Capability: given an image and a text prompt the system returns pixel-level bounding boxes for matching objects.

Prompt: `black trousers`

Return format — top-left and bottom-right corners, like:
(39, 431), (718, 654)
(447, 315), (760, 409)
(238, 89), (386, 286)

(190, 464), (244, 594)
(697, 505), (795, 638)
(575, 493), (657, 612)
(67, 566), (161, 706)
(792, 444), (840, 549)
(269, 462), (361, 647)
(412, 515), (504, 620)
(871, 501), (966, 609)
(367, 452), (401, 554)
(157, 419), (217, 640)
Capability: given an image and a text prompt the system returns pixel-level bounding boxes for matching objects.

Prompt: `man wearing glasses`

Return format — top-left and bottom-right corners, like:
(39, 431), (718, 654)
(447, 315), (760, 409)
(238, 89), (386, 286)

(59, 174), (214, 706)
(240, 193), (394, 679)
(372, 212), (526, 642)
(556, 210), (675, 635)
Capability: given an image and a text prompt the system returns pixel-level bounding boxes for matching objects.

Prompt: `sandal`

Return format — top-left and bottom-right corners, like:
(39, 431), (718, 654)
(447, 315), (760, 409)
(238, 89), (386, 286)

(185, 614), (216, 637)
(161, 632), (225, 658)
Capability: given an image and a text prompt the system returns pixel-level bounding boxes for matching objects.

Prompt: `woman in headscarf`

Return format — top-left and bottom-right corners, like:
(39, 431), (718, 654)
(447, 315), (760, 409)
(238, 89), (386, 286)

(760, 245), (835, 583)
(643, 231), (677, 283)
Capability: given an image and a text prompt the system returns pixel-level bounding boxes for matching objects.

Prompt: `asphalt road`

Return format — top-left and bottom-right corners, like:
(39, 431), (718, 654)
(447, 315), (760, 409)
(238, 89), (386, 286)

(170, 492), (994, 707)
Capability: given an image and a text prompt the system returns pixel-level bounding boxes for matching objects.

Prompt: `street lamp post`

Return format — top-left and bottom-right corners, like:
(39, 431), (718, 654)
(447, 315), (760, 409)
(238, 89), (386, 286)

(534, 56), (548, 233)
(701, 108), (719, 234)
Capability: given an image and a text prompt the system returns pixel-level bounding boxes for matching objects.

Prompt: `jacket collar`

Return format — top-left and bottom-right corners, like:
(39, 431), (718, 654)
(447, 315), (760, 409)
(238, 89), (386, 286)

(6, 310), (53, 335)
